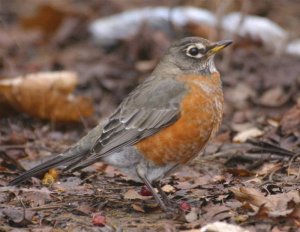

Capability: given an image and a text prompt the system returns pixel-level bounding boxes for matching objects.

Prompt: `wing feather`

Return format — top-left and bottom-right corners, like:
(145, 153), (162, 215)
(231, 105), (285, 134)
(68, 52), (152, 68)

(67, 76), (187, 171)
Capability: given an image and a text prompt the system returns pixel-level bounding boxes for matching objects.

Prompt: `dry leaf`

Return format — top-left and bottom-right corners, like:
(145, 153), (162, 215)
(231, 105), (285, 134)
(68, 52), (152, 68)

(2, 207), (34, 227)
(227, 168), (253, 177)
(256, 163), (282, 176)
(185, 208), (198, 223)
(42, 168), (59, 186)
(231, 187), (300, 218)
(22, 4), (67, 36)
(225, 83), (256, 110)
(14, 187), (52, 208)
(131, 204), (145, 212)
(259, 86), (289, 107)
(230, 187), (274, 210)
(161, 184), (175, 193)
(280, 100), (300, 135)
(123, 189), (152, 200)
(233, 128), (263, 143)
(0, 71), (93, 122)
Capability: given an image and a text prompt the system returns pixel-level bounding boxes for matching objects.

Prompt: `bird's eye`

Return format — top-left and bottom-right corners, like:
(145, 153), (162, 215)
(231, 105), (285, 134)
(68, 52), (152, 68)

(188, 47), (199, 56)
(186, 45), (206, 58)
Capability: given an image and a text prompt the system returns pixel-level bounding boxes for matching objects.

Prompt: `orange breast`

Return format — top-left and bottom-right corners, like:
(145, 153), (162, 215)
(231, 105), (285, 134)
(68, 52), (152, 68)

(135, 73), (224, 166)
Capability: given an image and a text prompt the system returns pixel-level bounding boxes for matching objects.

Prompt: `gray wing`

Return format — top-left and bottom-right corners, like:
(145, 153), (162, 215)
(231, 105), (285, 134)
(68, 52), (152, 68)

(68, 76), (187, 171)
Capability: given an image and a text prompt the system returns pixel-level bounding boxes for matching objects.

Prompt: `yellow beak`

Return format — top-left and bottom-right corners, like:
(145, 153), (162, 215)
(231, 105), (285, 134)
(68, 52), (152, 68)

(208, 40), (232, 54)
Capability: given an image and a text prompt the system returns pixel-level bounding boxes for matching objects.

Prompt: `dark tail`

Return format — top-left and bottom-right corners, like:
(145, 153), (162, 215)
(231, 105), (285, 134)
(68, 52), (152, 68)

(9, 148), (87, 185)
(9, 123), (103, 185)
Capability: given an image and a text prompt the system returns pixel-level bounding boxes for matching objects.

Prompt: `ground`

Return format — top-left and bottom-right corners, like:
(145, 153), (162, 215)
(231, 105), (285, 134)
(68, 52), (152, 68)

(0, 1), (300, 231)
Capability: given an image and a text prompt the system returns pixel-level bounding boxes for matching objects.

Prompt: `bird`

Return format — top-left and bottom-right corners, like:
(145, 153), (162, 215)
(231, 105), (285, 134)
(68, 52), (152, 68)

(9, 37), (232, 212)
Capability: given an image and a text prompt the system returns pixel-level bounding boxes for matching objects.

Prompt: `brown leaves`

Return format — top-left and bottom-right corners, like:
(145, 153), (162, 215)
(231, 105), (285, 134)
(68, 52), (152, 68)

(0, 71), (93, 122)
(231, 187), (300, 222)
(2, 206), (34, 227)
(280, 100), (300, 136)
(21, 4), (67, 36)
(21, 3), (88, 39)
(258, 86), (290, 107)
(123, 189), (152, 200)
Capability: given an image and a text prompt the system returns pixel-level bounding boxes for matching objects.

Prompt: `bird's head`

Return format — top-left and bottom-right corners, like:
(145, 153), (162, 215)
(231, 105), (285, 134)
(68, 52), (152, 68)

(155, 37), (232, 76)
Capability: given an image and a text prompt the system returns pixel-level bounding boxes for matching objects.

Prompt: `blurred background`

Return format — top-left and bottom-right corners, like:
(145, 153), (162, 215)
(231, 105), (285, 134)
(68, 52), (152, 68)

(0, 0), (299, 123)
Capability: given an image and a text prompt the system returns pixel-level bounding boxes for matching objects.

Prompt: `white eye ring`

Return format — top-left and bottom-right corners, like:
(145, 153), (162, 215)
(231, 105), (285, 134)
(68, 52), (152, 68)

(185, 44), (206, 59)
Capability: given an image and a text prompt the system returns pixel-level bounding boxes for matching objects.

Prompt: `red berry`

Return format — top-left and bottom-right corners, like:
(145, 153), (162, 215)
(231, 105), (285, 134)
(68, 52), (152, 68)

(179, 201), (191, 212)
(92, 213), (106, 227)
(139, 185), (152, 196)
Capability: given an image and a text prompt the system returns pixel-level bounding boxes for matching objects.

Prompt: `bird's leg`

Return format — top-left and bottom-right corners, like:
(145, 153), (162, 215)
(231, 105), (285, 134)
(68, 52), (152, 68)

(153, 181), (172, 206)
(136, 164), (167, 211)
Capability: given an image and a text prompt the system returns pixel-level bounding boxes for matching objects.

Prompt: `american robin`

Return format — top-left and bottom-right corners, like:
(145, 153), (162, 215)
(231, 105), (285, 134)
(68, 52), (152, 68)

(10, 37), (232, 211)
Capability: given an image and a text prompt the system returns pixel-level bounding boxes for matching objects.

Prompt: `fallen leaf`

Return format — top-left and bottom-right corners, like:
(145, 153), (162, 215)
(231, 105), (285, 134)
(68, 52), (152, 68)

(53, 177), (94, 195)
(234, 214), (249, 223)
(175, 181), (194, 190)
(225, 83), (256, 110)
(231, 187), (300, 219)
(231, 122), (254, 132)
(19, 187), (52, 207)
(42, 168), (59, 186)
(161, 184), (175, 193)
(5, 131), (27, 145)
(2, 206), (34, 227)
(131, 203), (145, 212)
(201, 203), (232, 223)
(0, 71), (93, 122)
(22, 4), (67, 36)
(76, 203), (93, 216)
(185, 207), (198, 223)
(123, 189), (152, 200)
(233, 128), (263, 143)
(280, 100), (300, 135)
(267, 118), (279, 128)
(227, 168), (253, 177)
(289, 203), (300, 219)
(258, 86), (289, 107)
(256, 162), (282, 176)
(230, 187), (274, 210)
(212, 175), (227, 183)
